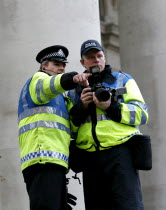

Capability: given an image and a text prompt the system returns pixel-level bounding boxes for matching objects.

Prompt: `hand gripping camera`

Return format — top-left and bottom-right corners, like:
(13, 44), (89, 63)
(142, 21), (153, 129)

(88, 66), (110, 102)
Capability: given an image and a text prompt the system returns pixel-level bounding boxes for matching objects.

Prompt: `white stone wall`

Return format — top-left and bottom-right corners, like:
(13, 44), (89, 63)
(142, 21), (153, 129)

(0, 0), (100, 209)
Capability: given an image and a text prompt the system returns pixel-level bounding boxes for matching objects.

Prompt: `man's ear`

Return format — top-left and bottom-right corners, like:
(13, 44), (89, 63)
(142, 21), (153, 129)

(80, 59), (84, 66)
(41, 65), (46, 71)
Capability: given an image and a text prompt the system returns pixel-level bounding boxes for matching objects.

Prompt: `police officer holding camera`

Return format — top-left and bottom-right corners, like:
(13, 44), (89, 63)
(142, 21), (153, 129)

(68, 40), (149, 210)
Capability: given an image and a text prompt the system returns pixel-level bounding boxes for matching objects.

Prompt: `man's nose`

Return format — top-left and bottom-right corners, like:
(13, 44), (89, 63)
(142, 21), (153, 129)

(58, 66), (65, 72)
(60, 65), (65, 70)
(94, 57), (100, 63)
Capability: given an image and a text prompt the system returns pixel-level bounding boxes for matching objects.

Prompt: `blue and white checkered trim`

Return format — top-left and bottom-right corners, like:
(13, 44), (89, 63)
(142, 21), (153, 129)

(20, 150), (68, 164)
(41, 49), (66, 62)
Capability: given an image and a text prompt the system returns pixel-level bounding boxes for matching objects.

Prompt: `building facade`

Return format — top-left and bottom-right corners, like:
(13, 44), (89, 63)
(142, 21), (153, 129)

(0, 0), (166, 209)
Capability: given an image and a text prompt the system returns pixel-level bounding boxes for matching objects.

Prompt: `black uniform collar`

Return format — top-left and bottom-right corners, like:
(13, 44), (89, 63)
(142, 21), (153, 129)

(100, 65), (116, 84)
(84, 65), (116, 84)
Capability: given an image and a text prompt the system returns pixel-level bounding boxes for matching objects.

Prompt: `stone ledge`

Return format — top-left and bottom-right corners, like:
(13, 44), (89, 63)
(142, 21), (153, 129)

(101, 21), (120, 52)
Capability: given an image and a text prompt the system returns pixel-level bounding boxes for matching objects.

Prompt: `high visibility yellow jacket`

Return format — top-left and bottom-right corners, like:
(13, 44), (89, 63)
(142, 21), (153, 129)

(68, 66), (149, 151)
(18, 71), (76, 170)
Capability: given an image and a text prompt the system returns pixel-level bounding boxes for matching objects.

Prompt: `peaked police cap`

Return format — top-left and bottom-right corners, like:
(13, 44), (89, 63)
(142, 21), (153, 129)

(36, 45), (69, 63)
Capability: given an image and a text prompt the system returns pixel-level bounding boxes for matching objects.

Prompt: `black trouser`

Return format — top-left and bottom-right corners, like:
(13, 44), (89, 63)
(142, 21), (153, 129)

(23, 163), (68, 210)
(82, 144), (144, 210)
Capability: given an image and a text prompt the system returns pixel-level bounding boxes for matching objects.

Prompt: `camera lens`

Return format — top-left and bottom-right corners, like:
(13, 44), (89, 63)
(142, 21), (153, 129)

(95, 88), (110, 101)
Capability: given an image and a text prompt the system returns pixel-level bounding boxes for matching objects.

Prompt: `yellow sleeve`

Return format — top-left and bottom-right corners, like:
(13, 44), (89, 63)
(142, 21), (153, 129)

(29, 72), (66, 105)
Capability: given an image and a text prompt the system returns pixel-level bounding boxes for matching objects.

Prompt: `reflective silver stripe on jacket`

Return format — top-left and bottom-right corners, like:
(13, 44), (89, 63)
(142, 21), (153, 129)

(36, 76), (61, 103)
(84, 111), (146, 126)
(126, 104), (147, 125)
(20, 150), (68, 164)
(50, 76), (61, 94)
(128, 101), (148, 125)
(126, 104), (136, 124)
(22, 81), (30, 110)
(117, 72), (125, 88)
(18, 106), (69, 123)
(36, 79), (52, 103)
(129, 101), (148, 112)
(19, 121), (70, 135)
(84, 114), (111, 124)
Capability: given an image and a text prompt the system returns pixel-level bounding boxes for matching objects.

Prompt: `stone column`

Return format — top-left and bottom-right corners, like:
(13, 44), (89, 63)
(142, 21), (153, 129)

(119, 1), (166, 209)
(0, 0), (100, 209)
(100, 0), (121, 70)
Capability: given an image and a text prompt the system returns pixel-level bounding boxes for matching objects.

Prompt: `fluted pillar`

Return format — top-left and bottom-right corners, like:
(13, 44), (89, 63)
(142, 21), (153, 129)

(119, 1), (166, 209)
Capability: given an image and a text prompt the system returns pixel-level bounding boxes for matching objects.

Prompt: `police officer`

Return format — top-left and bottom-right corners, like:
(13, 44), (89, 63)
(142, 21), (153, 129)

(18, 45), (90, 210)
(68, 40), (149, 210)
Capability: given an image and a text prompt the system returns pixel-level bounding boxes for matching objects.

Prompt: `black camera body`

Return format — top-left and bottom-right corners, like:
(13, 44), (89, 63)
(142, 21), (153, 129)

(110, 87), (127, 102)
(88, 66), (127, 102)
(89, 66), (110, 102)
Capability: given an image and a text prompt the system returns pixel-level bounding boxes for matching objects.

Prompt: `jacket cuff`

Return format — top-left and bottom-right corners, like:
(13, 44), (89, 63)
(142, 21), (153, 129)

(105, 102), (122, 122)
(61, 72), (78, 90)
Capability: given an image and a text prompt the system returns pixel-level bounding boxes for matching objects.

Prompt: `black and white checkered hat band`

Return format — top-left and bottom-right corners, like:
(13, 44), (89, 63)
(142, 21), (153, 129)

(40, 49), (66, 63)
